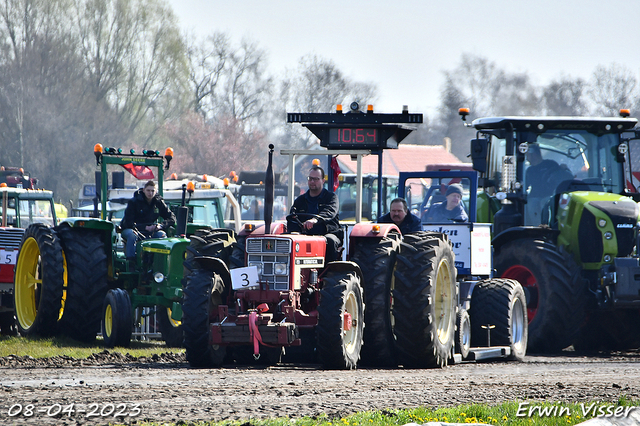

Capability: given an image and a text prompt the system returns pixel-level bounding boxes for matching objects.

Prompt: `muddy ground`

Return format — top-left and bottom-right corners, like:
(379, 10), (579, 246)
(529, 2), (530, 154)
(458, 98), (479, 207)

(1, 350), (640, 426)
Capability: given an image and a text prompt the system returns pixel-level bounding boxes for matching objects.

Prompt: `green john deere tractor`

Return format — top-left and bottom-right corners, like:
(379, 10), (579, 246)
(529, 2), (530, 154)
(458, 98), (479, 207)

(13, 145), (236, 347)
(459, 108), (640, 352)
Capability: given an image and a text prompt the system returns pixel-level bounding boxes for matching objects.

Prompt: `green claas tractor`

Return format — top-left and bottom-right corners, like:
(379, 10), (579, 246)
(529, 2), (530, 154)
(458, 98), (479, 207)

(459, 108), (640, 352)
(13, 145), (234, 347)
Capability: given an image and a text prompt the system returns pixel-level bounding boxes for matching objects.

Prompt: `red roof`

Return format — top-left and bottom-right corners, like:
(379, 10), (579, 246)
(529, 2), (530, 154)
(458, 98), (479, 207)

(338, 144), (468, 174)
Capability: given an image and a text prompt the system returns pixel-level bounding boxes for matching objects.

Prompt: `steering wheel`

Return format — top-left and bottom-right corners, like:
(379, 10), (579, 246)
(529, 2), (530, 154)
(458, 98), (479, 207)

(286, 212), (323, 234)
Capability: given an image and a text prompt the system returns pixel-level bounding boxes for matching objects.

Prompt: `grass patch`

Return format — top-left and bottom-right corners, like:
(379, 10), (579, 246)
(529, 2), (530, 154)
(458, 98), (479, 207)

(0, 335), (183, 359)
(111, 399), (640, 426)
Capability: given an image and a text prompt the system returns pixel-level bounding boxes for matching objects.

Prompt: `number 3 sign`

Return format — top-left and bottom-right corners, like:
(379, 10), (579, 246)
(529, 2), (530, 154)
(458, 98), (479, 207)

(230, 266), (259, 290)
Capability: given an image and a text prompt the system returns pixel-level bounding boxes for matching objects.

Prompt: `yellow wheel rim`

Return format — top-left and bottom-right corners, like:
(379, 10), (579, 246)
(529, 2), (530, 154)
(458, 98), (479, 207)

(343, 289), (359, 352)
(60, 252), (68, 321)
(104, 303), (113, 338)
(166, 308), (181, 327)
(14, 237), (41, 330)
(435, 257), (454, 345)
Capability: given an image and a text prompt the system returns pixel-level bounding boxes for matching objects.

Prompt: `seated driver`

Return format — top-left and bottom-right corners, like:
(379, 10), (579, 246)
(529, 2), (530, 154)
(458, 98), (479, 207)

(288, 166), (341, 262)
(121, 180), (176, 262)
(423, 183), (468, 223)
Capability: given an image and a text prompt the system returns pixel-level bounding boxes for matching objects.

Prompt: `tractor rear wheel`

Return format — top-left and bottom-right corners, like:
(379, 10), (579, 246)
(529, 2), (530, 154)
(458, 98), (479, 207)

(57, 225), (108, 342)
(316, 271), (364, 370)
(157, 306), (183, 347)
(350, 235), (400, 367)
(229, 234), (247, 270)
(182, 269), (227, 368)
(470, 278), (528, 361)
(183, 229), (236, 275)
(102, 288), (132, 348)
(495, 239), (586, 353)
(14, 224), (64, 337)
(393, 232), (457, 368)
(455, 309), (471, 360)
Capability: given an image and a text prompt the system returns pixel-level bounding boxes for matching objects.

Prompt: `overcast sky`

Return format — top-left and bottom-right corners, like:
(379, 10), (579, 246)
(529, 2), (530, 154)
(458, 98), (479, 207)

(167, 0), (640, 116)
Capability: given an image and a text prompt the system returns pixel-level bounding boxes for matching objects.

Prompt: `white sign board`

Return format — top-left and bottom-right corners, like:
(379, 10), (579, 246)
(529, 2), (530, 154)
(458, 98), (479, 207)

(422, 224), (471, 270)
(231, 266), (260, 290)
(421, 223), (492, 276)
(0, 249), (18, 265)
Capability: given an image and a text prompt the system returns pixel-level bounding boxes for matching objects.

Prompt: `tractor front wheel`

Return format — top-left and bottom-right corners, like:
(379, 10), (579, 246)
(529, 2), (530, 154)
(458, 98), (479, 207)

(13, 224), (64, 337)
(470, 278), (528, 361)
(157, 306), (183, 348)
(102, 289), (132, 348)
(182, 269), (227, 368)
(316, 271), (364, 370)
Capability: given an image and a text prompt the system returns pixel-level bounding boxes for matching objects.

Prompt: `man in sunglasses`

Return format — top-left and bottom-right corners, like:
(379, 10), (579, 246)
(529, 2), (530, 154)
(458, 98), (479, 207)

(288, 165), (341, 261)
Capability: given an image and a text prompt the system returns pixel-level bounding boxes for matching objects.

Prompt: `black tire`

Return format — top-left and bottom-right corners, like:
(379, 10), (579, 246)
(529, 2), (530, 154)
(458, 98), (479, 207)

(470, 278), (528, 361)
(184, 229), (236, 275)
(350, 235), (400, 367)
(182, 269), (227, 368)
(393, 232), (457, 368)
(57, 225), (108, 342)
(455, 309), (471, 360)
(102, 289), (132, 348)
(13, 224), (64, 337)
(157, 306), (183, 348)
(229, 234), (247, 270)
(316, 271), (364, 370)
(494, 239), (586, 353)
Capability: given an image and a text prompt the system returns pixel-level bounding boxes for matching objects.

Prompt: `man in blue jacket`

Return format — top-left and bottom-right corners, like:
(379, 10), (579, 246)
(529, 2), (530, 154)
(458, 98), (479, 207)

(288, 166), (341, 261)
(121, 180), (176, 261)
(378, 198), (421, 234)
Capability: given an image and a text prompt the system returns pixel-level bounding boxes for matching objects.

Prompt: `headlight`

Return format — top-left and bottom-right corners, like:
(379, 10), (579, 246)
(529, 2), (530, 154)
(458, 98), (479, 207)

(604, 231), (613, 240)
(598, 219), (607, 228)
(249, 262), (262, 274)
(154, 272), (165, 283)
(274, 263), (288, 275)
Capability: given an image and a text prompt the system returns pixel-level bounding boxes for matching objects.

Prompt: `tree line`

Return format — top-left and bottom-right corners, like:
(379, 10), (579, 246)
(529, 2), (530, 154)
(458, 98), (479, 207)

(0, 0), (637, 204)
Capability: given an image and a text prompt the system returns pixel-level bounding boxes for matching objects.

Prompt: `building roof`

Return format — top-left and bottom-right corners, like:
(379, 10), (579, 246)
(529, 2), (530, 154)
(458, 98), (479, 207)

(337, 144), (468, 175)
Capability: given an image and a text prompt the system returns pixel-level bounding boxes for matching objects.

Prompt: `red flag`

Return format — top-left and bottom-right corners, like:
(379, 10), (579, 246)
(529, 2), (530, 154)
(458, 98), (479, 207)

(121, 163), (155, 180)
(330, 156), (341, 191)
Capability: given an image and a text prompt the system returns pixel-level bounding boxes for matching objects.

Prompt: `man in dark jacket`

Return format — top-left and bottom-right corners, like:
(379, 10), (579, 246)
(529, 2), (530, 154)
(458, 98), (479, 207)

(121, 180), (176, 260)
(378, 198), (421, 234)
(288, 166), (341, 261)
(423, 183), (468, 223)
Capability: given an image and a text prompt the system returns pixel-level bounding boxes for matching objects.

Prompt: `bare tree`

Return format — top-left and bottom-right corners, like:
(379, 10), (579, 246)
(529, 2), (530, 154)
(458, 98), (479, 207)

(72, 0), (189, 139)
(542, 77), (588, 116)
(275, 54), (378, 149)
(185, 31), (229, 119)
(588, 63), (638, 116)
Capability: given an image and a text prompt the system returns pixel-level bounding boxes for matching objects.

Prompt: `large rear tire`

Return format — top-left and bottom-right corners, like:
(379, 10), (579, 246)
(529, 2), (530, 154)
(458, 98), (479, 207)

(470, 278), (528, 361)
(182, 269), (227, 368)
(57, 225), (108, 342)
(495, 239), (586, 353)
(102, 289), (132, 348)
(350, 235), (400, 367)
(14, 224), (64, 337)
(393, 232), (457, 368)
(316, 271), (364, 370)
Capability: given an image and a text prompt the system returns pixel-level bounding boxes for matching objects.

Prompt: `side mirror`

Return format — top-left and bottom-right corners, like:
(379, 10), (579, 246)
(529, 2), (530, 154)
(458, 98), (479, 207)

(470, 138), (488, 173)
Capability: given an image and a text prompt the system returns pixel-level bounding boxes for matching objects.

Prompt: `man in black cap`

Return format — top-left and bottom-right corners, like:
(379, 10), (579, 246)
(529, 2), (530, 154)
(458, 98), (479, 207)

(378, 197), (421, 234)
(423, 183), (468, 223)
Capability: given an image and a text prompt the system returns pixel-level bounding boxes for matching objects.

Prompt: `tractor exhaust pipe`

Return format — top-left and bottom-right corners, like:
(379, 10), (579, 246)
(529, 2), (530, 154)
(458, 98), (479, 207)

(264, 144), (275, 233)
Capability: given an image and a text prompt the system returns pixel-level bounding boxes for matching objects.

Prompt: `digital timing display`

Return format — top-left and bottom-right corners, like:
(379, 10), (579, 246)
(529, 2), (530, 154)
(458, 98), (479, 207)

(328, 128), (379, 146)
